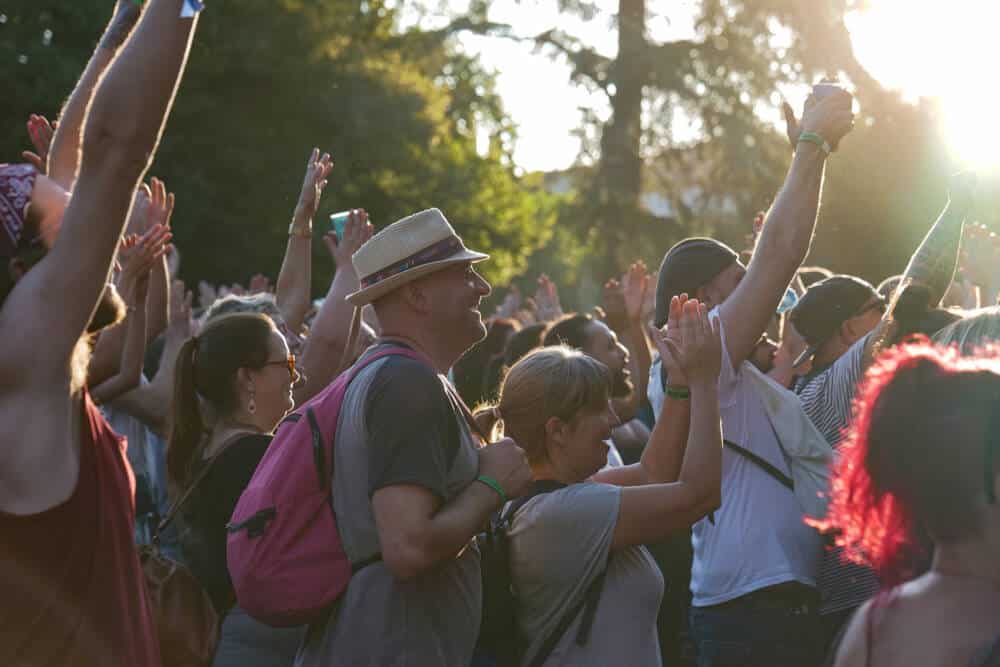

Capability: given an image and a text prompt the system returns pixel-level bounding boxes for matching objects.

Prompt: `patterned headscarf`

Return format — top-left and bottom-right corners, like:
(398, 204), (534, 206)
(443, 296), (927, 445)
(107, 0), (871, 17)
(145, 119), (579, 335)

(0, 164), (39, 259)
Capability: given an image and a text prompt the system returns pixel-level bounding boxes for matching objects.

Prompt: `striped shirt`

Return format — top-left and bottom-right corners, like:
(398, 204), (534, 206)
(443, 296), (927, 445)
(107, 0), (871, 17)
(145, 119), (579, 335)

(795, 332), (881, 614)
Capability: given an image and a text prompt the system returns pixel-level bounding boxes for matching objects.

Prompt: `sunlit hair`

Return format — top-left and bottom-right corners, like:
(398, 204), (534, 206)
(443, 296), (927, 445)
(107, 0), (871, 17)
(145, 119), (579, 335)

(481, 346), (611, 463)
(543, 313), (595, 350)
(811, 340), (1000, 587)
(205, 293), (283, 324)
(168, 312), (275, 494)
(933, 308), (1000, 354)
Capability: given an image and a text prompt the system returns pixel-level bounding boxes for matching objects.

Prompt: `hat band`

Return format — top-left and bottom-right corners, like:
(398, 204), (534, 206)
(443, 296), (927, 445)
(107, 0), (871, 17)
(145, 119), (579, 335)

(360, 236), (463, 289)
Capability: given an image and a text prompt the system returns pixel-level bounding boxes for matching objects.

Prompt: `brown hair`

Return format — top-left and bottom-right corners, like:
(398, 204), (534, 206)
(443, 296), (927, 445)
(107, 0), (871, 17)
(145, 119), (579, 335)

(482, 346), (611, 462)
(167, 312), (274, 493)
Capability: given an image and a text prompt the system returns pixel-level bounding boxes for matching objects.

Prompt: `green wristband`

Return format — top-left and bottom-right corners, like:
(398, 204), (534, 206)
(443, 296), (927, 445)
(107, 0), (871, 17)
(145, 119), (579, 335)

(798, 131), (831, 155)
(666, 386), (691, 400)
(476, 475), (507, 505)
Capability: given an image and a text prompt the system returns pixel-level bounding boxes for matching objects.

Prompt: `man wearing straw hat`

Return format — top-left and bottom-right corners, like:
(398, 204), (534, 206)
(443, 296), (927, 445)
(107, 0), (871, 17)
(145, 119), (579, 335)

(297, 208), (533, 666)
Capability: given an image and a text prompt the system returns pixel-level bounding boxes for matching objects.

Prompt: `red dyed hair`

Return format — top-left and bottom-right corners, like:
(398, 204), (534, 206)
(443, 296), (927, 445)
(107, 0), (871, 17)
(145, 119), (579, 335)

(811, 339), (1000, 587)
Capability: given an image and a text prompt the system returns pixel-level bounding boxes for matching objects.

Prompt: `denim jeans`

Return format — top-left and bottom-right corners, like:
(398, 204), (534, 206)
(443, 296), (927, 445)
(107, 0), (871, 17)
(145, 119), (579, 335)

(689, 593), (823, 667)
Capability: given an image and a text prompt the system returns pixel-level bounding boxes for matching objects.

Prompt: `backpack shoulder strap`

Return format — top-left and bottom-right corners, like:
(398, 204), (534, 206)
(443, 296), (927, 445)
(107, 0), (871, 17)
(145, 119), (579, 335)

(508, 480), (611, 667)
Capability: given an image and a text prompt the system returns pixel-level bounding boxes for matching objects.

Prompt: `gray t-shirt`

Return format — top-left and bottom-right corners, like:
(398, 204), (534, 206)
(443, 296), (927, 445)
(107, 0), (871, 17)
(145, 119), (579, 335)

(296, 346), (482, 667)
(508, 483), (664, 667)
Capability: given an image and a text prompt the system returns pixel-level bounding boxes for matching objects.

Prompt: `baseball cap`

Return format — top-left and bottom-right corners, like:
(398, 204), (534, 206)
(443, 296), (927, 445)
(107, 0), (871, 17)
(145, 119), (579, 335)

(789, 275), (882, 367)
(654, 238), (739, 327)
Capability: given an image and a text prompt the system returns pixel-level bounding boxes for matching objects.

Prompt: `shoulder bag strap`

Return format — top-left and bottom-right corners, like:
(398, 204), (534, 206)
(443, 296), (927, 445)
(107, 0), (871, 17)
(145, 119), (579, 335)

(708, 439), (794, 525)
(154, 447), (223, 542)
(724, 439), (794, 490)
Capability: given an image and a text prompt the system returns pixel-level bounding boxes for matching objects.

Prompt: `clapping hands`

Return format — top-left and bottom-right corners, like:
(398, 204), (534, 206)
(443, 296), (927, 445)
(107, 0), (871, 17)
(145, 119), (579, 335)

(649, 295), (721, 386)
(117, 223), (172, 305)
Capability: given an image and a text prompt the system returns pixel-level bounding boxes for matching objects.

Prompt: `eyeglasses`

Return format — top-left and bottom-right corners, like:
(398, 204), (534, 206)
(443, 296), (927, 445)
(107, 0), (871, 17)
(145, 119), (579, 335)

(262, 354), (298, 381)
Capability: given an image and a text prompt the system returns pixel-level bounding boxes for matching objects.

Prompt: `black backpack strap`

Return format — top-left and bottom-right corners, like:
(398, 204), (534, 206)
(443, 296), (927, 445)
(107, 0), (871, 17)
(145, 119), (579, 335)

(708, 440), (793, 525)
(509, 479), (611, 667)
(725, 439), (793, 490)
(526, 555), (611, 667)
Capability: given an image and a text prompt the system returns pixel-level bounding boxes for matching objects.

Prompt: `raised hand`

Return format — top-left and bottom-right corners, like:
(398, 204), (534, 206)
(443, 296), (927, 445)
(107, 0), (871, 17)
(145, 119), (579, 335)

(949, 171), (977, 212)
(167, 279), (193, 341)
(660, 299), (721, 386)
(798, 86), (855, 150)
(22, 114), (55, 173)
(198, 281), (218, 311)
(117, 223), (172, 305)
(147, 177), (175, 231)
(323, 209), (373, 271)
(602, 278), (627, 329)
(295, 148), (334, 223)
(622, 260), (649, 322)
(533, 274), (563, 322)
(494, 286), (522, 320)
(649, 293), (690, 386)
(248, 273), (273, 295)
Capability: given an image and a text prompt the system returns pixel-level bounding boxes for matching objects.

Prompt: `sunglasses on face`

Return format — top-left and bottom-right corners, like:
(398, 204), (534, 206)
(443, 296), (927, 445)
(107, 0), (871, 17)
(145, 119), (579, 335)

(262, 354), (298, 380)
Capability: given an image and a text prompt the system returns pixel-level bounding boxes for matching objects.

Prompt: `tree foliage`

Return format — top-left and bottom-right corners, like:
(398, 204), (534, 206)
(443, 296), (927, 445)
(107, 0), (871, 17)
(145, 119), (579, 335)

(1, 0), (558, 292)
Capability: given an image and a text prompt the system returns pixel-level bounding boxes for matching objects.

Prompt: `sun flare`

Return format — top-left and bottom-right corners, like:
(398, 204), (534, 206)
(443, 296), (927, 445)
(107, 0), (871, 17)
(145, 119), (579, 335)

(847, 0), (1000, 169)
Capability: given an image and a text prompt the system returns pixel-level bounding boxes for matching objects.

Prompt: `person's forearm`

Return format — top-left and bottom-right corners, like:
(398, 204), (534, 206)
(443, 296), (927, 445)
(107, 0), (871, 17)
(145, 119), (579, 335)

(752, 144), (827, 273)
(112, 382), (167, 435)
(91, 300), (147, 404)
(46, 4), (140, 190)
(87, 318), (128, 387)
(900, 199), (968, 307)
(386, 482), (500, 579)
(83, 0), (198, 179)
(295, 266), (357, 403)
(146, 257), (170, 341)
(275, 225), (313, 335)
(676, 380), (722, 501)
(624, 317), (651, 411)
(638, 393), (692, 483)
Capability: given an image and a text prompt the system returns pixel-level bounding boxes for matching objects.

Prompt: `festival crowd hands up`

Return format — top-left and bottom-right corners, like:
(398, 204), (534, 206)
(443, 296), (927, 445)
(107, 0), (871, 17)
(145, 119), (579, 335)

(6, 9), (1000, 666)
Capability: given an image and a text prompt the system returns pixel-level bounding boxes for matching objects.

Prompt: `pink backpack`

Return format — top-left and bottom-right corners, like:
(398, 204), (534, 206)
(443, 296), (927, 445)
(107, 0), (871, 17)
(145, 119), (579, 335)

(226, 346), (423, 627)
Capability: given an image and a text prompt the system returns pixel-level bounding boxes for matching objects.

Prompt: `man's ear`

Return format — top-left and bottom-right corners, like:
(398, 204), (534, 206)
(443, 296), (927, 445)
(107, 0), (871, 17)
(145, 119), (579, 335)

(401, 281), (430, 315)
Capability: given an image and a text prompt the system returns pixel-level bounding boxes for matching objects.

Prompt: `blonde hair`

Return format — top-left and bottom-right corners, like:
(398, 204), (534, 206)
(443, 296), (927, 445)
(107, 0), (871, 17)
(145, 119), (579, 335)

(483, 346), (611, 462)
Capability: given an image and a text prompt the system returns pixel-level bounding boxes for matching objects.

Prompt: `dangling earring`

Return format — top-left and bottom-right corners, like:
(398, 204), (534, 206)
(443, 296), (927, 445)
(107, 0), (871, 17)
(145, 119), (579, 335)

(248, 389), (257, 415)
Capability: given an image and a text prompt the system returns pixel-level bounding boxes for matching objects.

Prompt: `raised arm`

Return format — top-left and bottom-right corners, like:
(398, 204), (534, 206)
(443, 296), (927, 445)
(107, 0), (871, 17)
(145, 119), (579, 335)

(294, 209), (372, 404)
(0, 0), (201, 376)
(719, 91), (855, 368)
(46, 1), (143, 190)
(275, 149), (334, 335)
(143, 178), (174, 340)
(91, 230), (165, 404)
(593, 293), (692, 488)
(611, 300), (723, 549)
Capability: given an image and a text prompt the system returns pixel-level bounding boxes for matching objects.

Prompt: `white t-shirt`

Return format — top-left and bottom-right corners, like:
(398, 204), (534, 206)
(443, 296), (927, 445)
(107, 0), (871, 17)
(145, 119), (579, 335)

(651, 310), (822, 607)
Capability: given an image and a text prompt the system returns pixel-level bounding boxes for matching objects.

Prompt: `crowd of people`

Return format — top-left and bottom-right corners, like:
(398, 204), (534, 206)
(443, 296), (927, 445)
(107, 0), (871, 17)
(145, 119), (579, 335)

(2, 1), (999, 666)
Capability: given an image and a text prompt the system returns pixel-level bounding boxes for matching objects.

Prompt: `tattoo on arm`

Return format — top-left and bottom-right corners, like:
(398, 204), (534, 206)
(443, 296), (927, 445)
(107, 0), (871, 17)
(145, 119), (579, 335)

(900, 200), (966, 307)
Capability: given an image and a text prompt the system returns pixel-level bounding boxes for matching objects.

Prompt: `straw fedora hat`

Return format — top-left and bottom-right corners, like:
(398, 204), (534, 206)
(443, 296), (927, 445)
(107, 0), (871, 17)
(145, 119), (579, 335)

(346, 208), (488, 306)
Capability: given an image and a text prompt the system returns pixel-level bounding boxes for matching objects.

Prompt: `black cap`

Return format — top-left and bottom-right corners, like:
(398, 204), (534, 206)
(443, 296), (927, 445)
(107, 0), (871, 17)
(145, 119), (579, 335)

(654, 238), (739, 327)
(789, 275), (880, 367)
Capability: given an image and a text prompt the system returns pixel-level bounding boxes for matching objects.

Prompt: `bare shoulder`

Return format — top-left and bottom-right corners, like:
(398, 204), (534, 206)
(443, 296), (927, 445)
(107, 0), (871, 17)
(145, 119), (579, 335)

(833, 600), (870, 667)
(0, 382), (81, 515)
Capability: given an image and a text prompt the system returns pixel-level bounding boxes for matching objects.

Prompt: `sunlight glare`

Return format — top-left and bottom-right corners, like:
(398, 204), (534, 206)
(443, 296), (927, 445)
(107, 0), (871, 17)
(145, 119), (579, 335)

(848, 0), (1000, 169)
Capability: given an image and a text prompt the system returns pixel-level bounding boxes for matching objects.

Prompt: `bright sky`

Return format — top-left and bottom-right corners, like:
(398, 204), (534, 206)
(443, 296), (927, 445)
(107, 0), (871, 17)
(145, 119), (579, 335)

(448, 0), (1000, 172)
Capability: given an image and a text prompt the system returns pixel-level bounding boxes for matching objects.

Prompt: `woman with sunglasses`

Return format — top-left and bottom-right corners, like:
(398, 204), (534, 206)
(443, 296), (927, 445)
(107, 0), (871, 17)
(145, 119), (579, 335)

(168, 312), (304, 666)
(818, 342), (1000, 667)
